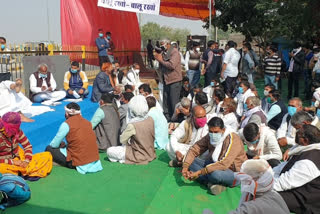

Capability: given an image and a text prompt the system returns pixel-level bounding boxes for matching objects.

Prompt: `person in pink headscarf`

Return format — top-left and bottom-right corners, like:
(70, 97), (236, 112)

(0, 112), (52, 178)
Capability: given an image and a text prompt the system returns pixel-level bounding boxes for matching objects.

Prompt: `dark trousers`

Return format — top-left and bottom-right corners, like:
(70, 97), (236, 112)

(225, 76), (237, 97)
(147, 55), (154, 68)
(304, 69), (312, 99)
(45, 146), (75, 169)
(163, 81), (181, 121)
(204, 70), (217, 87)
(99, 56), (109, 67)
(279, 191), (310, 214)
(288, 72), (300, 98)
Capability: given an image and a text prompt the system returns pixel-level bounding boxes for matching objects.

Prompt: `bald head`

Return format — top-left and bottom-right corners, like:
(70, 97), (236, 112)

(193, 105), (206, 118)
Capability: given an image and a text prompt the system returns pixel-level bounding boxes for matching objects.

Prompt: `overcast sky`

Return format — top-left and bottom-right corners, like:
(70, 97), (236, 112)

(1, 0), (208, 44)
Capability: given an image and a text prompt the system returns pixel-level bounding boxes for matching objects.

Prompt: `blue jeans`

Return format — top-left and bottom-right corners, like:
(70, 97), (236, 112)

(189, 158), (236, 187)
(264, 74), (278, 89)
(186, 70), (200, 88)
(66, 88), (89, 98)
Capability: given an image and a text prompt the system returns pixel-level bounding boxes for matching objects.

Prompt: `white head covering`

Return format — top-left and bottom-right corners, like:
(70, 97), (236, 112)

(64, 106), (81, 115)
(127, 95), (148, 124)
(234, 159), (274, 205)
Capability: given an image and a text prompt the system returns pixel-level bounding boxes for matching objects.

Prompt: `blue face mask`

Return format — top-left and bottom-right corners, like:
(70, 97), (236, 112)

(250, 138), (259, 144)
(238, 87), (244, 94)
(209, 132), (222, 146)
(312, 101), (315, 106)
(71, 69), (78, 74)
(99, 33), (103, 37)
(39, 73), (47, 78)
(107, 36), (111, 40)
(244, 103), (248, 111)
(317, 109), (320, 118)
(0, 44), (5, 50)
(210, 82), (215, 87)
(288, 106), (297, 116)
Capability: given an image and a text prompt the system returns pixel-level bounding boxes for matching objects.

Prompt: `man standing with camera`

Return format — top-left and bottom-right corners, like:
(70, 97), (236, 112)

(155, 39), (182, 121)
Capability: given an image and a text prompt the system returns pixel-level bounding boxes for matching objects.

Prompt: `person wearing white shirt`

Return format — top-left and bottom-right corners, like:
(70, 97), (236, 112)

(219, 97), (239, 131)
(235, 81), (255, 117)
(273, 125), (320, 213)
(276, 98), (303, 148)
(126, 63), (142, 95)
(220, 41), (241, 97)
(166, 106), (208, 167)
(243, 123), (282, 167)
(29, 63), (66, 104)
(138, 83), (163, 112)
(211, 88), (226, 118)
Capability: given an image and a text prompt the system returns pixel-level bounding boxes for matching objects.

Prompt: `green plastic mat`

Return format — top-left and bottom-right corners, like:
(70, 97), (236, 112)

(6, 151), (240, 214)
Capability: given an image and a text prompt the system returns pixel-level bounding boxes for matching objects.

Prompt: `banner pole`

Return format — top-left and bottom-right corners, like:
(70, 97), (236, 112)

(209, 0), (212, 40)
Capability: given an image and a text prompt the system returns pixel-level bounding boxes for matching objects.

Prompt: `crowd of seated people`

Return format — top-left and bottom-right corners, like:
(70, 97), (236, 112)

(2, 39), (320, 214)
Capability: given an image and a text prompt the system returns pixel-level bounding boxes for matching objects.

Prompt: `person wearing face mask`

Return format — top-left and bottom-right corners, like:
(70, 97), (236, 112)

(64, 61), (89, 99)
(91, 93), (120, 151)
(261, 84), (275, 114)
(29, 63), (66, 104)
(46, 103), (102, 174)
(118, 92), (134, 133)
(166, 106), (208, 167)
(182, 117), (247, 195)
(235, 81), (255, 117)
(228, 159), (290, 214)
(203, 77), (220, 103)
(180, 76), (191, 98)
(240, 96), (267, 129)
(185, 41), (202, 88)
(202, 41), (222, 87)
(0, 112), (53, 178)
(187, 84), (202, 107)
(243, 123), (282, 167)
(263, 45), (281, 90)
(126, 63), (142, 95)
(105, 32), (115, 63)
(91, 62), (121, 102)
(0, 36), (10, 75)
(276, 97), (303, 148)
(219, 98), (239, 131)
(155, 39), (183, 121)
(240, 42), (259, 86)
(138, 83), (163, 112)
(273, 124), (320, 213)
(95, 29), (110, 67)
(266, 90), (288, 131)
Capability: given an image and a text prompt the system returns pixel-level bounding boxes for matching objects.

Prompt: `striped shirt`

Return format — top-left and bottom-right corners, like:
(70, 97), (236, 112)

(263, 54), (282, 75)
(0, 130), (33, 164)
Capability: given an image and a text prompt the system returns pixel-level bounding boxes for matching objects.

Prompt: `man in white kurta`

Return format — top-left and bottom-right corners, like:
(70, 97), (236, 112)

(166, 106), (208, 167)
(0, 79), (52, 121)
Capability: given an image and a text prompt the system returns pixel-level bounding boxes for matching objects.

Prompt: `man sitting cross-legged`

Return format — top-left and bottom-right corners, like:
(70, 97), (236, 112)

(106, 95), (156, 165)
(46, 103), (103, 174)
(182, 117), (247, 195)
(166, 105), (208, 167)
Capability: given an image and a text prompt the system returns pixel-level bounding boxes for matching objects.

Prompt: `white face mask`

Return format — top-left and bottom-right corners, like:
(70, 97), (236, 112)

(263, 90), (269, 97)
(134, 69), (140, 74)
(196, 47), (200, 52)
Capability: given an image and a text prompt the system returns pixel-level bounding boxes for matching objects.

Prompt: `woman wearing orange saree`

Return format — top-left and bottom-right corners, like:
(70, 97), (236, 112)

(0, 112), (52, 179)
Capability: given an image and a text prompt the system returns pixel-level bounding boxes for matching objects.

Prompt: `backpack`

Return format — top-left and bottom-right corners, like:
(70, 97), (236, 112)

(0, 173), (31, 210)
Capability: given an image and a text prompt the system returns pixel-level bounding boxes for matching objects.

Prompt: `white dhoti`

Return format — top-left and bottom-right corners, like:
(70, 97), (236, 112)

(107, 145), (126, 163)
(33, 91), (66, 104)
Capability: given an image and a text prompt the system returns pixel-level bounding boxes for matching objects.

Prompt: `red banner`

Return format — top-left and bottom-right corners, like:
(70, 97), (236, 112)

(60, 0), (141, 66)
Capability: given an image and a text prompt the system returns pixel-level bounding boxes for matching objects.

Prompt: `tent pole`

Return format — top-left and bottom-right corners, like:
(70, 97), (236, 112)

(209, 0), (212, 40)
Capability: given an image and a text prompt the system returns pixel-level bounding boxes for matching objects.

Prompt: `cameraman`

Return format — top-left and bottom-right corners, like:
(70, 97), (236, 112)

(155, 39), (182, 121)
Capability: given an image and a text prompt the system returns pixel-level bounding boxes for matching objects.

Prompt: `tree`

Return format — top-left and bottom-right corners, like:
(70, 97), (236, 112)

(140, 22), (191, 48)
(208, 0), (320, 49)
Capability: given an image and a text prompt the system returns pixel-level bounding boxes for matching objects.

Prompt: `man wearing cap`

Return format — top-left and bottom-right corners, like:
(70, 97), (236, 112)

(46, 102), (102, 174)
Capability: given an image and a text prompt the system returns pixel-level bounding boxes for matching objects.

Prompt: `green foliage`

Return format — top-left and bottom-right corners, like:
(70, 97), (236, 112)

(210, 0), (320, 47)
(140, 22), (191, 48)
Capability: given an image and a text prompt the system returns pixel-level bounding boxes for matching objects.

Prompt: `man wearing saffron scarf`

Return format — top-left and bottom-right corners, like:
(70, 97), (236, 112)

(46, 103), (102, 174)
(0, 112), (52, 178)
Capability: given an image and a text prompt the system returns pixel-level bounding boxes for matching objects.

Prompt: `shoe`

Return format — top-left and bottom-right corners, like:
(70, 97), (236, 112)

(169, 160), (182, 167)
(209, 184), (226, 195)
